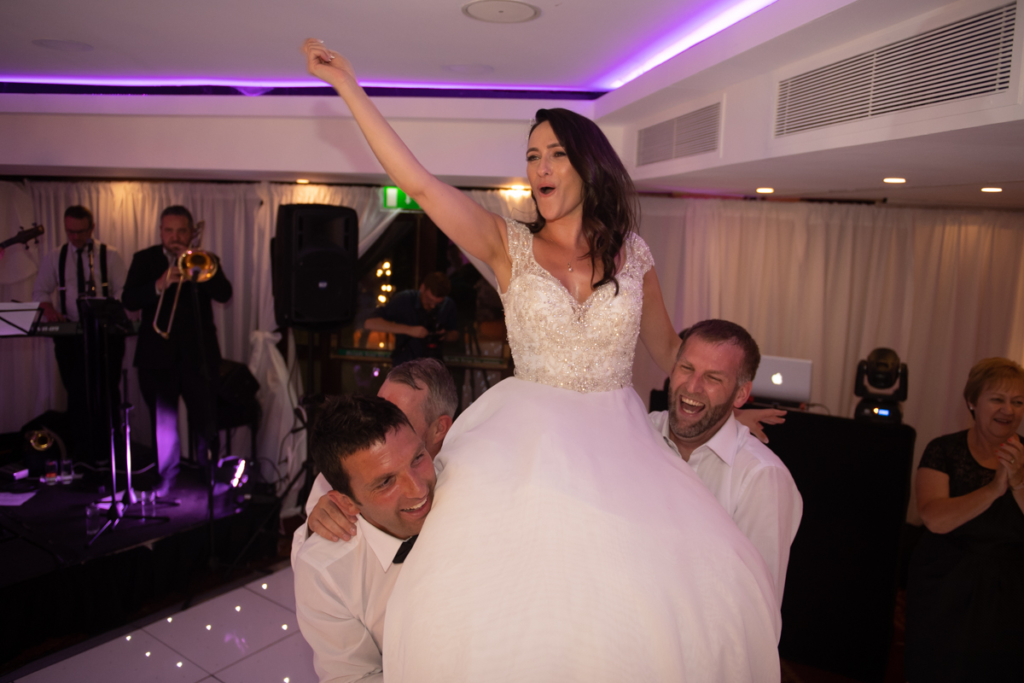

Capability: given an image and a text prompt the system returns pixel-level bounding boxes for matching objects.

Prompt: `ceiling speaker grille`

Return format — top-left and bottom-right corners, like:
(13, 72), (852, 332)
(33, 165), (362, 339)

(775, 3), (1015, 136)
(637, 103), (720, 166)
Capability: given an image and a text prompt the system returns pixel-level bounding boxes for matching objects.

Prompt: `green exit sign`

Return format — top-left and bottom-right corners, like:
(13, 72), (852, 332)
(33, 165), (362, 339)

(382, 187), (422, 211)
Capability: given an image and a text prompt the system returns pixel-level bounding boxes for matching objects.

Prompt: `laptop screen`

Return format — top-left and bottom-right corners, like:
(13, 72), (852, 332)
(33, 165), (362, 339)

(750, 355), (813, 403)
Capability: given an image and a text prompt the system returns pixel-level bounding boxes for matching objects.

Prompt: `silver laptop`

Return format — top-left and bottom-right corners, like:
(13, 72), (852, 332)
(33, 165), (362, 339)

(750, 355), (812, 403)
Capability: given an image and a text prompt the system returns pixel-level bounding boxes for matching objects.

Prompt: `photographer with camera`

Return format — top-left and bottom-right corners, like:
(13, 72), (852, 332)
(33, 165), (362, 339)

(364, 271), (459, 365)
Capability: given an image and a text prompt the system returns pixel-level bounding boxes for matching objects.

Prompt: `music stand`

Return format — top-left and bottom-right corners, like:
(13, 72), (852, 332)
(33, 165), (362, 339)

(0, 302), (41, 337)
(78, 298), (169, 546)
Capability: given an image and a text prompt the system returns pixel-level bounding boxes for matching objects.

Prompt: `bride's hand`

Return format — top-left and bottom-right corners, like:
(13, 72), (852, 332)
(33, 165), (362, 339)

(302, 38), (356, 87)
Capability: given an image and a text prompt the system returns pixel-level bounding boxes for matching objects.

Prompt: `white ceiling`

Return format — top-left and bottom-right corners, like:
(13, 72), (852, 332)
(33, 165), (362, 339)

(0, 0), (779, 91)
(2, 0), (1023, 210)
(636, 119), (1024, 210)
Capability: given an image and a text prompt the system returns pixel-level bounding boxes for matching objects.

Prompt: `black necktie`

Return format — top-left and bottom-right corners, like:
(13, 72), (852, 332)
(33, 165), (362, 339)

(76, 248), (86, 296)
(393, 535), (418, 564)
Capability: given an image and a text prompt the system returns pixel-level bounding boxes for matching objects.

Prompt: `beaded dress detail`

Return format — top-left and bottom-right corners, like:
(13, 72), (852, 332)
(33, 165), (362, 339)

(501, 217), (653, 393)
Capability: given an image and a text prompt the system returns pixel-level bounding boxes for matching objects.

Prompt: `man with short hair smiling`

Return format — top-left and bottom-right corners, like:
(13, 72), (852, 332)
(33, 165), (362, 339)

(293, 358), (456, 550)
(293, 394), (435, 683)
(648, 319), (803, 608)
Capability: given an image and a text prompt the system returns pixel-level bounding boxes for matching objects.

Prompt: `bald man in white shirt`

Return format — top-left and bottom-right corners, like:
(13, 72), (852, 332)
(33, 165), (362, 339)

(649, 320), (803, 608)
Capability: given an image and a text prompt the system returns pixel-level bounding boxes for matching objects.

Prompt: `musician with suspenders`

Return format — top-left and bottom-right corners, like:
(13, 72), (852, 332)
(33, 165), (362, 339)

(31, 206), (127, 462)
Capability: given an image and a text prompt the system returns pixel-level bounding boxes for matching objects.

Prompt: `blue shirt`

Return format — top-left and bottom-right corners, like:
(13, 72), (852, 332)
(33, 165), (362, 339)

(367, 289), (457, 364)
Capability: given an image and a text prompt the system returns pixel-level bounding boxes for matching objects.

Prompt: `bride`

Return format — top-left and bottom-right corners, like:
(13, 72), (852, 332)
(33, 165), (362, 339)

(302, 39), (781, 682)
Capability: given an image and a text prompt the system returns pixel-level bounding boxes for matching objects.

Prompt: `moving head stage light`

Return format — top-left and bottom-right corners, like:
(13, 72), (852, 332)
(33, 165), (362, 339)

(854, 347), (908, 424)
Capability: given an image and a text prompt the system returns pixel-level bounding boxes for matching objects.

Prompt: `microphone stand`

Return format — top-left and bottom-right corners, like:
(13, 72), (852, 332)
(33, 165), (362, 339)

(84, 299), (169, 547)
(185, 274), (223, 571)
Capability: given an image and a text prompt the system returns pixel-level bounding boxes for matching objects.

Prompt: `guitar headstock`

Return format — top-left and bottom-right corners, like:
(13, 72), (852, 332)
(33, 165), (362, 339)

(1, 223), (45, 250)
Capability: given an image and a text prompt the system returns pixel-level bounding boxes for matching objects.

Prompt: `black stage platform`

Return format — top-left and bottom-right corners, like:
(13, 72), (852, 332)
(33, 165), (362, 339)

(0, 461), (282, 674)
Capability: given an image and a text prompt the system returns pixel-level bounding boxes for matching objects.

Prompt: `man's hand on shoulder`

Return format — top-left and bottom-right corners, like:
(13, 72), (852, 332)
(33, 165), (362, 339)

(309, 491), (358, 542)
(735, 408), (786, 444)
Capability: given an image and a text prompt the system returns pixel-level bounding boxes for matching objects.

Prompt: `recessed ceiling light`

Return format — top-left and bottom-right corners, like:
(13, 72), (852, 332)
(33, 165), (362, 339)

(295, 179), (310, 184)
(32, 39), (94, 52)
(756, 188), (774, 194)
(883, 177), (906, 184)
(444, 64), (495, 75)
(981, 187), (1002, 193)
(463, 1), (539, 24)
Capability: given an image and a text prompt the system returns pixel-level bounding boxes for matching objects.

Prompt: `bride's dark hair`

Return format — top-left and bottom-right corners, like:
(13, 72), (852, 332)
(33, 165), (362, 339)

(526, 108), (639, 294)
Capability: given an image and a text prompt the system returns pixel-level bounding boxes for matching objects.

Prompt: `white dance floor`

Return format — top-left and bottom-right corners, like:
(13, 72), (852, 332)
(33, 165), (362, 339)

(15, 565), (317, 683)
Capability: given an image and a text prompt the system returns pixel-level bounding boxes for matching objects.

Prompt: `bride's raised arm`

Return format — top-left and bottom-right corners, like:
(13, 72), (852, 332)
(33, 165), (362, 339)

(303, 39), (511, 280)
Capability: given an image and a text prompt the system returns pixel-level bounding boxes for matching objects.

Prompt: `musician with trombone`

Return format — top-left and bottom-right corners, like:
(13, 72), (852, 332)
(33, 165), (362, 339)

(123, 205), (232, 490)
(32, 205), (127, 462)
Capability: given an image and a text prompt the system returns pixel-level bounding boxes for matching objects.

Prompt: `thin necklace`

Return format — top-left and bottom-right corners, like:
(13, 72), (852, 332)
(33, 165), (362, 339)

(567, 249), (583, 272)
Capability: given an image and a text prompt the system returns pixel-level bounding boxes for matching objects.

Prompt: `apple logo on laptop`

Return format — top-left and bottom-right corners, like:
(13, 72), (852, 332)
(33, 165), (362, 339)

(771, 373), (784, 385)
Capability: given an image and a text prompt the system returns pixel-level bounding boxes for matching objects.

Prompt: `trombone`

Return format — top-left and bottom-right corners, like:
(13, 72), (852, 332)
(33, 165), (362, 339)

(153, 221), (219, 339)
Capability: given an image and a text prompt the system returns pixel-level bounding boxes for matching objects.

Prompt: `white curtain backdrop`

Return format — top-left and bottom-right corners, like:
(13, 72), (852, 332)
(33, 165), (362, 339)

(0, 181), (49, 431)
(634, 196), (1024, 522)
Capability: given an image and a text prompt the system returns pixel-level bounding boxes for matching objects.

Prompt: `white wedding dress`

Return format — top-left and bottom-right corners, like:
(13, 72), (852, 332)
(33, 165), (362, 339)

(383, 219), (781, 682)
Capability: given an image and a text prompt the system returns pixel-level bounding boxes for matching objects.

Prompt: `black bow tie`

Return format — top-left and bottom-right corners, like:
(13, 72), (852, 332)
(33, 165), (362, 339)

(393, 535), (418, 564)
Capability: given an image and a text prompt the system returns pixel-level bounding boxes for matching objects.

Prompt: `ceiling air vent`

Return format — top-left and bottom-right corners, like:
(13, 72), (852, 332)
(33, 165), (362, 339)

(637, 103), (720, 166)
(775, 2), (1015, 136)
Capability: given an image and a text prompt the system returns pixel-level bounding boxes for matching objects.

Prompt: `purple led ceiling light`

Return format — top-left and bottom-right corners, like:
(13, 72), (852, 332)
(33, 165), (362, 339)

(4, 0), (778, 93)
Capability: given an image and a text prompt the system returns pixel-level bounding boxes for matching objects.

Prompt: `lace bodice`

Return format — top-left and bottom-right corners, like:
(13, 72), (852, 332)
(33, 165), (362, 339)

(499, 218), (654, 393)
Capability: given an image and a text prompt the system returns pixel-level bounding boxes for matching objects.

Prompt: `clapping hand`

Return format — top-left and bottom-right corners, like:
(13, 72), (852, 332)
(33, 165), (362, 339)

(997, 434), (1024, 491)
(303, 38), (356, 87)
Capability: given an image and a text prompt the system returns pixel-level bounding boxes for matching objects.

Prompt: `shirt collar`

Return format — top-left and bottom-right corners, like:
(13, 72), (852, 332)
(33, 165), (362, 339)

(658, 413), (681, 456)
(358, 515), (406, 572)
(700, 413), (740, 467)
(659, 411), (740, 467)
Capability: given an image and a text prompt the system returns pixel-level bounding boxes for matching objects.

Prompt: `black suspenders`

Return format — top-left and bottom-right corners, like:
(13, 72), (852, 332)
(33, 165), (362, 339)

(57, 242), (109, 316)
(99, 244), (109, 296)
(58, 243), (69, 316)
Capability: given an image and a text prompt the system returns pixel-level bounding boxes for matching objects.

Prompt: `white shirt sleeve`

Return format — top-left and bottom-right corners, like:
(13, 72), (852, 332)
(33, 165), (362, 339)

(731, 464), (803, 607)
(294, 555), (384, 683)
(31, 249), (59, 304)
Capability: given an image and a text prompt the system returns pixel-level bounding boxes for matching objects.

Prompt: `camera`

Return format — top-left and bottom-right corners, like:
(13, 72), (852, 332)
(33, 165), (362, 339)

(418, 307), (445, 359)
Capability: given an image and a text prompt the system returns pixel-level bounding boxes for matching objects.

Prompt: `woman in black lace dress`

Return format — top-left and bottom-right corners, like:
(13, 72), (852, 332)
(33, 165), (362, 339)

(905, 358), (1024, 682)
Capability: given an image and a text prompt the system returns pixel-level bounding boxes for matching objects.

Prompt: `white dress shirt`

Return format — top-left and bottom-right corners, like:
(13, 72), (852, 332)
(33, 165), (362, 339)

(649, 411), (803, 607)
(293, 514), (406, 683)
(32, 240), (126, 322)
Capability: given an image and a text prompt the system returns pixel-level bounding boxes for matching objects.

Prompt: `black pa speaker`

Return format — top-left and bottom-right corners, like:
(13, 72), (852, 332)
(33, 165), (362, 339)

(273, 204), (358, 327)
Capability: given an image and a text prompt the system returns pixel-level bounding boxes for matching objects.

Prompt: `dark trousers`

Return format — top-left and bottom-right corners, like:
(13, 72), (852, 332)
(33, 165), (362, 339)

(138, 365), (219, 481)
(53, 334), (125, 461)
